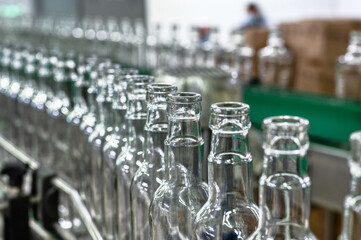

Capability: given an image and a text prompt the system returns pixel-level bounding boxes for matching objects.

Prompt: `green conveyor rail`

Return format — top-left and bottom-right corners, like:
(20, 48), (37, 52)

(243, 85), (361, 146)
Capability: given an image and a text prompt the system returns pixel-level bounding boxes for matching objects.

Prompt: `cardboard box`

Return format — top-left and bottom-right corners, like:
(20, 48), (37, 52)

(243, 28), (269, 77)
(294, 58), (335, 95)
(280, 19), (361, 61)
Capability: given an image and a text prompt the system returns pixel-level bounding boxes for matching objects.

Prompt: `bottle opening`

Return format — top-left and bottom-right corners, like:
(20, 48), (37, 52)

(167, 92), (202, 103)
(128, 75), (154, 87)
(210, 102), (250, 117)
(263, 116), (309, 154)
(263, 116), (309, 131)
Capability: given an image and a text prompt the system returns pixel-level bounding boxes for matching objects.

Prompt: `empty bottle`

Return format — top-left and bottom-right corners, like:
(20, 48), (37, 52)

(116, 75), (154, 240)
(231, 32), (254, 83)
(340, 131), (361, 240)
(77, 62), (100, 206)
(150, 92), (208, 240)
(131, 83), (177, 240)
(258, 29), (292, 88)
(248, 116), (317, 240)
(193, 102), (259, 240)
(102, 68), (138, 240)
(336, 31), (361, 100)
(88, 68), (117, 226)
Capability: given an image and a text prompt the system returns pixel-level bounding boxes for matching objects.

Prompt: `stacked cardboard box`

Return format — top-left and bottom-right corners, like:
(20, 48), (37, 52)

(280, 19), (361, 95)
(243, 28), (269, 77)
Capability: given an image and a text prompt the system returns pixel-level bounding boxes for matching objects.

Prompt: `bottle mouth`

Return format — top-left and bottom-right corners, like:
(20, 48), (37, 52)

(128, 75), (154, 87)
(210, 102), (250, 117)
(147, 83), (178, 94)
(262, 116), (309, 153)
(167, 92), (202, 103)
(350, 131), (361, 158)
(263, 115), (309, 131)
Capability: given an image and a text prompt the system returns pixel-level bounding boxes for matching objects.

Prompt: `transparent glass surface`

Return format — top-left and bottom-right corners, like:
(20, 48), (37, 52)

(340, 131), (361, 240)
(231, 32), (254, 83)
(88, 69), (116, 227)
(130, 83), (177, 240)
(258, 29), (292, 88)
(193, 102), (259, 240)
(102, 68), (138, 240)
(336, 31), (361, 100)
(249, 116), (317, 240)
(116, 75), (154, 239)
(150, 92), (208, 240)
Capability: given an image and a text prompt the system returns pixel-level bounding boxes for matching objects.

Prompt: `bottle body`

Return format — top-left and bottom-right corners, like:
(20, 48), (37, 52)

(258, 29), (292, 88)
(116, 75), (153, 239)
(340, 131), (361, 240)
(150, 92), (208, 240)
(131, 83), (177, 240)
(194, 102), (259, 240)
(336, 31), (361, 100)
(249, 116), (317, 240)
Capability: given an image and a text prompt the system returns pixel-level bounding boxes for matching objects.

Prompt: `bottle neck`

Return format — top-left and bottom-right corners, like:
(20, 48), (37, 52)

(99, 100), (114, 127)
(259, 152), (311, 228)
(126, 117), (147, 167)
(144, 101), (169, 168)
(349, 174), (361, 197)
(88, 89), (97, 114)
(208, 132), (253, 203)
(166, 117), (204, 182)
(347, 35), (361, 56)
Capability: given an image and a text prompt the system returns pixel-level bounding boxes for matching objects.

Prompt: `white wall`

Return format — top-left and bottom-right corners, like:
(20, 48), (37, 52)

(146, 0), (361, 44)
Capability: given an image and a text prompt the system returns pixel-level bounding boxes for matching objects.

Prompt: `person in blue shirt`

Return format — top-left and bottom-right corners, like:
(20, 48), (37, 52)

(240, 3), (266, 29)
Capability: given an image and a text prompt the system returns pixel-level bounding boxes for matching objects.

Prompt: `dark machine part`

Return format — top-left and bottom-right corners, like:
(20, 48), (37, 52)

(37, 166), (59, 232)
(1, 161), (30, 240)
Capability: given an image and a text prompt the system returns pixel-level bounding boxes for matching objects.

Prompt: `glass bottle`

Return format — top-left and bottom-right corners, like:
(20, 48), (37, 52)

(150, 92), (208, 240)
(193, 102), (259, 240)
(7, 48), (26, 145)
(339, 131), (361, 240)
(77, 62), (100, 206)
(231, 31), (254, 83)
(336, 31), (361, 100)
(248, 116), (317, 240)
(0, 45), (12, 138)
(46, 54), (75, 230)
(31, 53), (54, 165)
(130, 83), (177, 240)
(116, 75), (154, 240)
(258, 29), (292, 88)
(102, 68), (138, 240)
(18, 50), (38, 155)
(88, 68), (116, 226)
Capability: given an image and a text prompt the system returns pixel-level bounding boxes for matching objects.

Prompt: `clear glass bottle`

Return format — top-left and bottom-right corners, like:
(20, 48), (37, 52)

(88, 68), (116, 226)
(18, 50), (38, 155)
(150, 92), (208, 240)
(46, 54), (75, 230)
(77, 62), (100, 206)
(231, 32), (254, 83)
(249, 116), (317, 240)
(116, 75), (154, 240)
(130, 83), (177, 240)
(0, 45), (12, 138)
(258, 29), (292, 88)
(336, 31), (361, 100)
(340, 131), (361, 240)
(102, 68), (138, 240)
(193, 102), (259, 240)
(7, 48), (26, 145)
(31, 53), (54, 165)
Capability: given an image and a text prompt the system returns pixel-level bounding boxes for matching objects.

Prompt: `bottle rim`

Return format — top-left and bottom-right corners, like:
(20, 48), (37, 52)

(128, 75), (154, 86)
(167, 92), (202, 103)
(210, 102), (250, 117)
(147, 83), (177, 94)
(263, 115), (309, 131)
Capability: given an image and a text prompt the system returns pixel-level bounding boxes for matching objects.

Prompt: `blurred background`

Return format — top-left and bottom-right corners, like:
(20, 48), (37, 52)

(0, 0), (360, 239)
